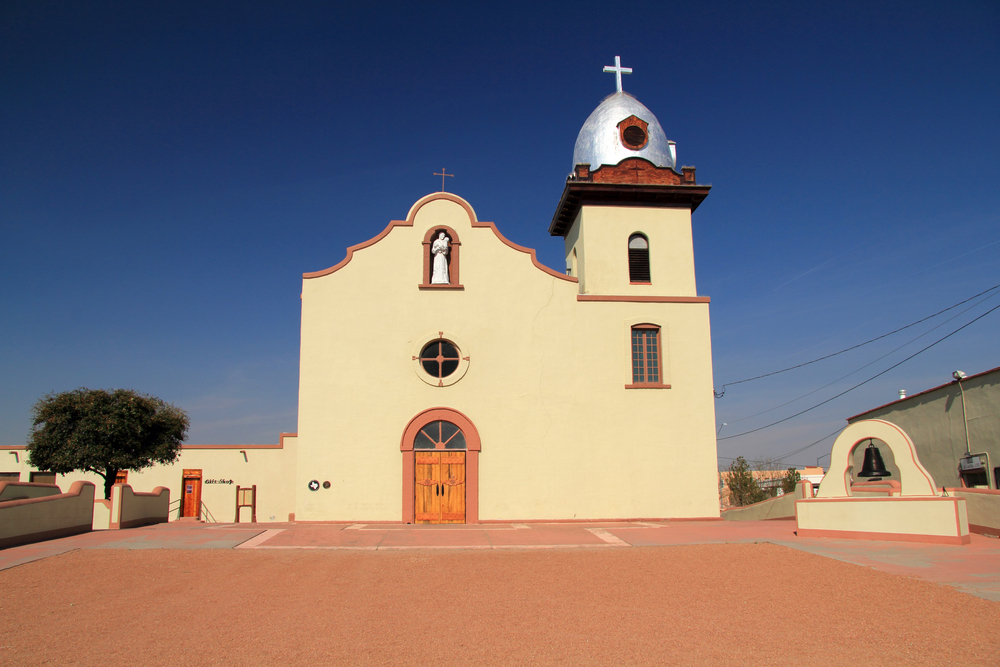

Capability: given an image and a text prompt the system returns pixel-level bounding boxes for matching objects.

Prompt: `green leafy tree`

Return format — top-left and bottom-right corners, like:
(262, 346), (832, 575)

(781, 467), (801, 495)
(726, 456), (768, 507)
(27, 388), (188, 499)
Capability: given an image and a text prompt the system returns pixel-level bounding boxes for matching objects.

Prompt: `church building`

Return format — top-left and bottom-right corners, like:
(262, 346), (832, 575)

(4, 62), (722, 524)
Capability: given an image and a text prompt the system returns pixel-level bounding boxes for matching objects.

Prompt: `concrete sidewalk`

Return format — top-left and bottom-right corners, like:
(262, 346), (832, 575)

(2, 519), (999, 602)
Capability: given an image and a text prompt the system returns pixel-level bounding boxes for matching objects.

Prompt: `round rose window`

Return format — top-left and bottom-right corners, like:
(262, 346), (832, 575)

(420, 340), (461, 379)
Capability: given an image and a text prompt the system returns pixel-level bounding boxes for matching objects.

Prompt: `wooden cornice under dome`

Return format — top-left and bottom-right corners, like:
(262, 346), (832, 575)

(548, 158), (711, 237)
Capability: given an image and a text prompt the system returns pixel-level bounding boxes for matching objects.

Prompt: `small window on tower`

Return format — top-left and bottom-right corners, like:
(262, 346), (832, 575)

(628, 234), (650, 283)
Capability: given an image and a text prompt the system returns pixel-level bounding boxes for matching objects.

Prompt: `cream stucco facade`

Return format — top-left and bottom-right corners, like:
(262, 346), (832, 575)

(294, 192), (719, 522)
(2, 90), (722, 525)
(565, 206), (699, 297)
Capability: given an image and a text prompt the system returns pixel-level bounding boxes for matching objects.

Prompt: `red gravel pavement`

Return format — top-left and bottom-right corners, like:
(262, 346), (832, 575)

(2, 543), (998, 666)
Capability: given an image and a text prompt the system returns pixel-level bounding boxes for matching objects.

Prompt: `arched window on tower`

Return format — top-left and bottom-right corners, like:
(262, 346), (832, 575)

(628, 233), (650, 283)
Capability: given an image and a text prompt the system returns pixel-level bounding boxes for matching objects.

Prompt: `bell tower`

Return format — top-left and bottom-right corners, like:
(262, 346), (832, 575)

(549, 58), (710, 297)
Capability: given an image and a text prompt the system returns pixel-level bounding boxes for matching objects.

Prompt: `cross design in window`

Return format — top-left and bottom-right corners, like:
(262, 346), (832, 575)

(420, 340), (461, 380)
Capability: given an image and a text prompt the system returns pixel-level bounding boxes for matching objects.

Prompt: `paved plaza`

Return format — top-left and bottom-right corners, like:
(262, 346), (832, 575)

(3, 519), (1000, 602)
(2, 521), (998, 666)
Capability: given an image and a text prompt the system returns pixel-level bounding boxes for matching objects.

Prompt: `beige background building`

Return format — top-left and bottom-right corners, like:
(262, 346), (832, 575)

(847, 366), (999, 490)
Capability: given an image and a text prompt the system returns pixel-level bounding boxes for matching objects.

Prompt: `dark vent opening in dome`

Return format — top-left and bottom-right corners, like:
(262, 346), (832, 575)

(622, 125), (647, 149)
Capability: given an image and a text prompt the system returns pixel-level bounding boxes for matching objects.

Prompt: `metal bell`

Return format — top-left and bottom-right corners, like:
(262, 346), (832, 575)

(858, 440), (891, 478)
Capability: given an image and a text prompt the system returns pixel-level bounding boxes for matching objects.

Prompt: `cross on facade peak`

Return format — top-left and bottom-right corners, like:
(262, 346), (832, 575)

(434, 168), (454, 192)
(603, 56), (632, 93)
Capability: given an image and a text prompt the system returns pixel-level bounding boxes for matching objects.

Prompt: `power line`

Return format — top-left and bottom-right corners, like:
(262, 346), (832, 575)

(713, 282), (1000, 398)
(717, 428), (841, 468)
(723, 290), (999, 425)
(773, 428), (842, 460)
(718, 300), (1000, 441)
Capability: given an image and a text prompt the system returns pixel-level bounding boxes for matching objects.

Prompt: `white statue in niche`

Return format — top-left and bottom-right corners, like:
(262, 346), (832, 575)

(431, 232), (450, 284)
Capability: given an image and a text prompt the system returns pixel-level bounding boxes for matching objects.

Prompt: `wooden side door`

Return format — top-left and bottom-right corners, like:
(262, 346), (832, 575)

(439, 452), (466, 524)
(182, 469), (202, 518)
(414, 452), (440, 523)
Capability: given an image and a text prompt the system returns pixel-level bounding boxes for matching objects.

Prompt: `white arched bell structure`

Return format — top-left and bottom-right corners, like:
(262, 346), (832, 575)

(817, 419), (938, 498)
(798, 419), (969, 544)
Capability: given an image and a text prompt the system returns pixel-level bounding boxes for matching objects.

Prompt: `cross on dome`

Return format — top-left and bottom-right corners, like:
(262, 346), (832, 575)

(603, 56), (632, 93)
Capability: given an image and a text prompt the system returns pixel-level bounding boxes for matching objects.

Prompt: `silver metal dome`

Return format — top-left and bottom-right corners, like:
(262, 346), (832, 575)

(571, 92), (675, 170)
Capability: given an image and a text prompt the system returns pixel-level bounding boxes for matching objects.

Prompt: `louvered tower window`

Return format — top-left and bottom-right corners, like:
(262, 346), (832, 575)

(628, 234), (650, 283)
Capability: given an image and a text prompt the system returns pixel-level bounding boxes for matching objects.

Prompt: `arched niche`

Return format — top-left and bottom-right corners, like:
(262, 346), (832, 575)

(851, 438), (899, 480)
(420, 226), (462, 288)
(817, 420), (938, 498)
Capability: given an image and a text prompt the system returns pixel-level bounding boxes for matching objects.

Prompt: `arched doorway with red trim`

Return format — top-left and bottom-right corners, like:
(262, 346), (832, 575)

(401, 408), (480, 524)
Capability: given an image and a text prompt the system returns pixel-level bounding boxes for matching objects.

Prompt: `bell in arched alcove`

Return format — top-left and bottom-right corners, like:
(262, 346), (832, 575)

(857, 439), (891, 478)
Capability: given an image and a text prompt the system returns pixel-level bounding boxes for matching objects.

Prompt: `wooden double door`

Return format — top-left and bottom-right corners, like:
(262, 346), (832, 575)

(414, 451), (466, 524)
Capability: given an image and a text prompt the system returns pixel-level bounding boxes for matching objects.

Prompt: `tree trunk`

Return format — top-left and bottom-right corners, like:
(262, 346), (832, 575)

(103, 469), (118, 500)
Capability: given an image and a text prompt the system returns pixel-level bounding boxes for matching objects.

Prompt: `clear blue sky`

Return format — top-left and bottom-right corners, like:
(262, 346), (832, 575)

(2, 1), (998, 467)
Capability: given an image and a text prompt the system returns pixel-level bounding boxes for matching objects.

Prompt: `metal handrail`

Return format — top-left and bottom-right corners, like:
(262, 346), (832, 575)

(199, 501), (218, 523)
(168, 498), (218, 523)
(167, 498), (183, 520)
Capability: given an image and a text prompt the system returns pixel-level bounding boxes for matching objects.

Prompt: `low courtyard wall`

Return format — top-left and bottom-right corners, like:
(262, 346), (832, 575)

(0, 481), (95, 549)
(110, 484), (170, 529)
(721, 481), (813, 521)
(0, 482), (62, 503)
(947, 488), (1000, 538)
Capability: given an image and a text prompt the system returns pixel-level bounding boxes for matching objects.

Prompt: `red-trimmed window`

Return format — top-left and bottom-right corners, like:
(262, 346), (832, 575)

(628, 234), (650, 283)
(631, 325), (661, 385)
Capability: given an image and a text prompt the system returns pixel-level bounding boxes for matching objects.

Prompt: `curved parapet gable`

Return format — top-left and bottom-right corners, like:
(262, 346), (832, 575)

(303, 192), (577, 282)
(406, 192), (478, 225)
(303, 218), (413, 279)
(471, 219), (578, 283)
